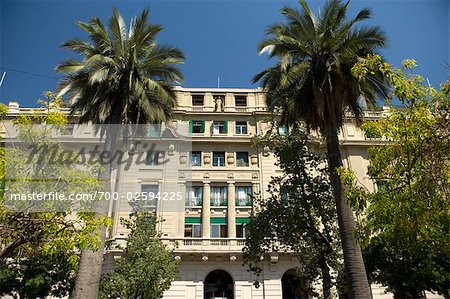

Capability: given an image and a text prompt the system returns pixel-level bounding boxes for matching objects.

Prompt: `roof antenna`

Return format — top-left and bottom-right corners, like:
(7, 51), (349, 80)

(0, 72), (6, 88)
(217, 76), (220, 88)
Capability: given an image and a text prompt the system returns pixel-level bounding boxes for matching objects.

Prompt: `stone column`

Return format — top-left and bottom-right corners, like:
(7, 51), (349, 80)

(202, 182), (211, 238)
(227, 181), (236, 238)
(252, 182), (260, 210)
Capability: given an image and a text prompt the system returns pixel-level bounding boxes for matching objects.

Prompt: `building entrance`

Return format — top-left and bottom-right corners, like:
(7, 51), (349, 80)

(204, 269), (234, 299)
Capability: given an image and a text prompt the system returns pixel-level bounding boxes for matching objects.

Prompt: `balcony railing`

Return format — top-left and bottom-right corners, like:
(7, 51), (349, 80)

(106, 236), (247, 253)
(161, 238), (246, 251)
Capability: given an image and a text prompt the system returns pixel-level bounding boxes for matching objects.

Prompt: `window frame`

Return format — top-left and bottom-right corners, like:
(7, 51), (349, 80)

(235, 186), (252, 207)
(212, 152), (226, 167)
(190, 151), (202, 166)
(210, 224), (228, 238)
(210, 186), (228, 206)
(236, 152), (249, 167)
(235, 95), (247, 107)
(190, 120), (205, 133)
(140, 184), (159, 208)
(192, 95), (205, 106)
(185, 185), (203, 207)
(212, 121), (228, 134)
(235, 121), (248, 134)
(184, 223), (202, 237)
(236, 223), (247, 238)
(146, 151), (160, 166)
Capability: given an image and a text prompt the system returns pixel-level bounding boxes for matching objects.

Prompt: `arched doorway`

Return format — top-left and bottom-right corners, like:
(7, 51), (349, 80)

(204, 269), (234, 299)
(282, 269), (305, 299)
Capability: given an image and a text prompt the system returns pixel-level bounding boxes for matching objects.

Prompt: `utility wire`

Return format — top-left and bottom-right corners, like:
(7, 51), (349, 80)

(0, 66), (59, 80)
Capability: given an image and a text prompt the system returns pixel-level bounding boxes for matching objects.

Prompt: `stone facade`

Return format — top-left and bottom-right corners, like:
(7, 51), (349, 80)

(1, 88), (443, 299)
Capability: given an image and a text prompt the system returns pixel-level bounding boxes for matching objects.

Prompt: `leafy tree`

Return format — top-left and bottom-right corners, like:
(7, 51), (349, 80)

(253, 1), (388, 297)
(0, 251), (76, 298)
(244, 129), (341, 299)
(55, 8), (185, 298)
(99, 211), (178, 299)
(351, 56), (450, 299)
(0, 93), (108, 298)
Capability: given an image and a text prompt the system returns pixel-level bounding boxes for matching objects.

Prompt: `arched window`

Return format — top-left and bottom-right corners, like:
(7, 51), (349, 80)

(204, 269), (234, 299)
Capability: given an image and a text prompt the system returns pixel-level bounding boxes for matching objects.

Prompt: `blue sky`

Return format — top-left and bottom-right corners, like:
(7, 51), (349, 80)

(0, 0), (448, 107)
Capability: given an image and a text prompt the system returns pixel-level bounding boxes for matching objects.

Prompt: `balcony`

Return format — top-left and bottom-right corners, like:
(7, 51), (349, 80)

(107, 236), (247, 253)
(162, 238), (246, 252)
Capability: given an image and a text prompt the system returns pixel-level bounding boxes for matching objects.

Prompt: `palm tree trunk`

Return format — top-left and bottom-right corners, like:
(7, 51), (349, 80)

(323, 118), (371, 299)
(71, 105), (122, 299)
(70, 227), (106, 299)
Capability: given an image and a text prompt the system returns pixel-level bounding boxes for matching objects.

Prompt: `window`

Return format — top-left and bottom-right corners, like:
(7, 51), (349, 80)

(235, 95), (247, 107)
(211, 186), (227, 206)
(235, 121), (248, 134)
(236, 224), (246, 238)
(148, 124), (161, 138)
(185, 186), (203, 206)
(62, 124), (74, 135)
(212, 152), (225, 167)
(185, 224), (202, 237)
(236, 152), (249, 167)
(211, 224), (228, 238)
(141, 184), (158, 207)
(146, 151), (161, 166)
(213, 121), (228, 134)
(192, 95), (204, 106)
(190, 151), (202, 166)
(278, 125), (288, 136)
(236, 186), (252, 206)
(189, 120), (205, 133)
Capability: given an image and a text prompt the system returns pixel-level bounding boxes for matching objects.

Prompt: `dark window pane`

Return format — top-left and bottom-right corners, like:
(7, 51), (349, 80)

(235, 96), (247, 106)
(212, 152), (225, 166)
(191, 151), (202, 166)
(236, 152), (249, 167)
(192, 95), (204, 106)
(236, 121), (248, 134)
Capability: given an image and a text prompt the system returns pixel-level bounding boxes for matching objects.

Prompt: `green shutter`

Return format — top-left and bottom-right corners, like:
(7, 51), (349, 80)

(185, 217), (201, 224)
(210, 217), (227, 224)
(189, 120), (193, 133)
(236, 217), (250, 224)
(200, 121), (205, 133)
(224, 121), (228, 134)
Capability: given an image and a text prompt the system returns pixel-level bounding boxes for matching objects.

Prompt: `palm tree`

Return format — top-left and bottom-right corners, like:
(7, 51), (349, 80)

(253, 1), (387, 298)
(56, 8), (184, 298)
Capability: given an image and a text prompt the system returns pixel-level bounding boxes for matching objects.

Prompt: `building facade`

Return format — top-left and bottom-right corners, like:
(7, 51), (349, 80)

(98, 87), (386, 299)
(2, 88), (443, 299)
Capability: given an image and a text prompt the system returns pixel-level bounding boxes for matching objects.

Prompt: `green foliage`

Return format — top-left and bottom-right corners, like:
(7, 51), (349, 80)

(0, 251), (76, 298)
(245, 129), (342, 298)
(56, 8), (185, 125)
(253, 0), (388, 132)
(99, 211), (178, 299)
(253, 2), (388, 295)
(0, 103), (7, 120)
(0, 93), (110, 298)
(352, 56), (450, 298)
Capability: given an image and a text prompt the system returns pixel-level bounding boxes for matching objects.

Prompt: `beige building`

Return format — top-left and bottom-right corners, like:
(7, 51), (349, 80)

(1, 88), (443, 299)
(96, 87), (391, 299)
